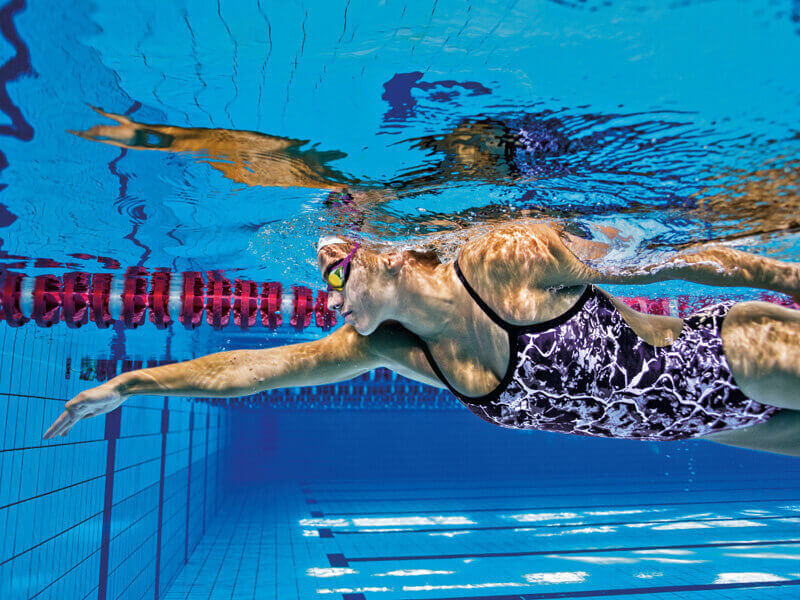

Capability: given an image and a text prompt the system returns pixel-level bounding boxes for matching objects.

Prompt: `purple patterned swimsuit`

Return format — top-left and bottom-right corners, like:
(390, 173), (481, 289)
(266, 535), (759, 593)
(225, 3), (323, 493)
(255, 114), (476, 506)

(420, 261), (782, 441)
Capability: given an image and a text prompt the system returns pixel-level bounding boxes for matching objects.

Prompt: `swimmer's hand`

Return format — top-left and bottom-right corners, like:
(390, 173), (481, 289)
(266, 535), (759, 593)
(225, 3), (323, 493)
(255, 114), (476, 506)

(43, 382), (125, 439)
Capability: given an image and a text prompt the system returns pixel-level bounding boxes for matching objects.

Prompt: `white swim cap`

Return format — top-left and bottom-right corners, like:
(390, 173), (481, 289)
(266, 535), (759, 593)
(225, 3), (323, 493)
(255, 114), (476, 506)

(317, 235), (349, 252)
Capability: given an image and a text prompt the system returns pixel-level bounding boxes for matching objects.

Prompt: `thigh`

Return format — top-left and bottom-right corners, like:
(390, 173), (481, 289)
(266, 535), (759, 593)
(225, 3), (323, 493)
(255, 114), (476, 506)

(721, 301), (800, 410)
(696, 408), (800, 457)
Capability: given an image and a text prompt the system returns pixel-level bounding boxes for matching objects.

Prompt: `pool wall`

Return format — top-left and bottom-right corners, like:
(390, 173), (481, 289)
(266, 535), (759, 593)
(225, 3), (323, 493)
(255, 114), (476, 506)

(0, 325), (233, 600)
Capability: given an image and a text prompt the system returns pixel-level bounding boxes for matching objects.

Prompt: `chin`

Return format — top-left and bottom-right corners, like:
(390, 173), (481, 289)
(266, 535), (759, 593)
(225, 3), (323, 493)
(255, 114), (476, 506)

(353, 322), (371, 336)
(352, 317), (379, 336)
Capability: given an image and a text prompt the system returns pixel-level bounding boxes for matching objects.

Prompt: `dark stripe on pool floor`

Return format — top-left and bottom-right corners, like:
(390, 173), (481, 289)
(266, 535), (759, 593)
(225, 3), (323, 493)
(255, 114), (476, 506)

(324, 512), (799, 536)
(305, 473), (800, 497)
(332, 537), (800, 565)
(384, 577), (800, 600)
(302, 472), (800, 495)
(322, 495), (800, 516)
(308, 484), (800, 504)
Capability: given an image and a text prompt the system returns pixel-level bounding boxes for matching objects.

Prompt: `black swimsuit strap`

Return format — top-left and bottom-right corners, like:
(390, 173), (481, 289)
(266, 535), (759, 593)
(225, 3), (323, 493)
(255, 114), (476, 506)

(456, 259), (595, 333)
(412, 260), (513, 401)
(412, 333), (468, 400)
(417, 259), (595, 402)
(454, 260), (514, 331)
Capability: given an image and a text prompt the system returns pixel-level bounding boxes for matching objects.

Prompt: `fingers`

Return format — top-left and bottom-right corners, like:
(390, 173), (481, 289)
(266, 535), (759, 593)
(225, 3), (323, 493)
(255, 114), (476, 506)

(43, 407), (109, 439)
(59, 421), (77, 437)
(43, 410), (75, 440)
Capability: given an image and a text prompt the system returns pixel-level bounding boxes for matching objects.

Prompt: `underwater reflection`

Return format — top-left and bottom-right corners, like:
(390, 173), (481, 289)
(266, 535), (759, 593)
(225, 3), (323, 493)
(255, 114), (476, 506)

(72, 107), (799, 254)
(675, 157), (800, 249)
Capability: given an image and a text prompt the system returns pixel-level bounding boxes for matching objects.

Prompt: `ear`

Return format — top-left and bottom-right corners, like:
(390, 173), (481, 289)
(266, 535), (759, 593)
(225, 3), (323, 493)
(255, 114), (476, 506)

(381, 253), (405, 275)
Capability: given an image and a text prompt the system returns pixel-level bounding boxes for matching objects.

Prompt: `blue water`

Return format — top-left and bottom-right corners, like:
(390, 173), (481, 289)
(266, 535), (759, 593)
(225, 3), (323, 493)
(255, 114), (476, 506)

(2, 0), (800, 598)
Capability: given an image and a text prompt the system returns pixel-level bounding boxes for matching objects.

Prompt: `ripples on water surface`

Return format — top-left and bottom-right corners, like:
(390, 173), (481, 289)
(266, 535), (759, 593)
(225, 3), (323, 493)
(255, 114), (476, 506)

(0, 0), (798, 291)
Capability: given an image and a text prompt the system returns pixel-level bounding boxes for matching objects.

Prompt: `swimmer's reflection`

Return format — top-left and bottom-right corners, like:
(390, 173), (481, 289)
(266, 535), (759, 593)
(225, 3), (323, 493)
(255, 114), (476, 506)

(71, 107), (353, 192)
(72, 108), (799, 245)
(72, 109), (553, 235)
(677, 157), (800, 249)
(71, 109), (539, 195)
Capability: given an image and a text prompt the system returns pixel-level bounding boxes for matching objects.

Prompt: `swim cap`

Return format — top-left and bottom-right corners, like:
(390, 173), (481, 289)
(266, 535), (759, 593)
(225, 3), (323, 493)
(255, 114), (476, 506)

(317, 235), (349, 252)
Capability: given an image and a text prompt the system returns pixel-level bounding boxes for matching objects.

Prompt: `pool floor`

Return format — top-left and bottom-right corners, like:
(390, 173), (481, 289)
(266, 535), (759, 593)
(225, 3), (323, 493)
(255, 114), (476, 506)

(161, 473), (800, 599)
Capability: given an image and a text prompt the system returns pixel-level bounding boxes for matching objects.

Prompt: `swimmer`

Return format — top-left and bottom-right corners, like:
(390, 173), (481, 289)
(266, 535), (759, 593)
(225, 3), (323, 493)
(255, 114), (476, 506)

(44, 220), (800, 456)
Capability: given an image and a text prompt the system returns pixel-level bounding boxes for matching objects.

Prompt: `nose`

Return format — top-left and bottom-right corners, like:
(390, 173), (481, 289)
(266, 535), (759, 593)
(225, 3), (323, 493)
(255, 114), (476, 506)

(327, 290), (343, 312)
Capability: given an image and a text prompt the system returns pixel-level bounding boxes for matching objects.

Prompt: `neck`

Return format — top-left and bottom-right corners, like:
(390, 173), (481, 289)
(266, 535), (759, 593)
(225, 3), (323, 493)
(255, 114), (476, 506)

(391, 262), (464, 340)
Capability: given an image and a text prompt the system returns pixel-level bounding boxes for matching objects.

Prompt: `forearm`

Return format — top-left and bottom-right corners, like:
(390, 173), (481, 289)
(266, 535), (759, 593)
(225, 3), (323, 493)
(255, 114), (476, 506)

(109, 351), (274, 399)
(108, 330), (374, 399)
(629, 247), (800, 294)
(668, 247), (800, 293)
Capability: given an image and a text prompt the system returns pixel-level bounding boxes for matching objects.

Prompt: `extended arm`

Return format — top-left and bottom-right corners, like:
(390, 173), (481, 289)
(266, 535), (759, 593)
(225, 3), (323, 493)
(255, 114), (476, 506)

(43, 323), (441, 439)
(121, 326), (377, 397)
(43, 326), (376, 439)
(459, 220), (800, 302)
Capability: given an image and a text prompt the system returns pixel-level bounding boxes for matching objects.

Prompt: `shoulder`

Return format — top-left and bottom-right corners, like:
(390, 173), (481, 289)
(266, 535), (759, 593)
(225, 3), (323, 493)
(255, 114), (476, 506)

(458, 219), (569, 287)
(453, 220), (607, 323)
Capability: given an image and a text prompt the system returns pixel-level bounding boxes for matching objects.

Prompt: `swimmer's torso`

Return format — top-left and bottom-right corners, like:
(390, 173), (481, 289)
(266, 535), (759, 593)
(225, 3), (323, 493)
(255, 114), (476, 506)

(420, 261), (780, 440)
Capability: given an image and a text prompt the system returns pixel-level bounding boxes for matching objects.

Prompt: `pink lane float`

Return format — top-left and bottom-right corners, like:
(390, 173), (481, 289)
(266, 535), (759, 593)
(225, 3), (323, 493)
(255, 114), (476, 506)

(0, 268), (796, 331)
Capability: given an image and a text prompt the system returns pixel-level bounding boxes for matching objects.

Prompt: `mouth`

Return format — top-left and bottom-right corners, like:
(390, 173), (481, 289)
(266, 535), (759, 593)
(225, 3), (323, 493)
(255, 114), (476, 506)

(341, 310), (352, 319)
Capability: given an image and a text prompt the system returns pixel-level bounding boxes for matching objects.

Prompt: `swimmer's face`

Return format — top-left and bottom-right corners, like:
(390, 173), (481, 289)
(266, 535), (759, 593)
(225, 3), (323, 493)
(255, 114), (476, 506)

(317, 244), (400, 335)
(444, 120), (508, 166)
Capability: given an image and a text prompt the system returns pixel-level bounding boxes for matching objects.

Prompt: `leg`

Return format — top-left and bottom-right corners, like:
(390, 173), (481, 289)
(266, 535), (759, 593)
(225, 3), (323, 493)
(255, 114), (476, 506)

(721, 301), (800, 410)
(696, 408), (800, 457)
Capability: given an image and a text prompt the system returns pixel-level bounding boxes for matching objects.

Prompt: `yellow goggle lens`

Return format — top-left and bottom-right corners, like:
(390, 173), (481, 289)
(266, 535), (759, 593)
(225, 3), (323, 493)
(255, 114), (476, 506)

(327, 265), (345, 289)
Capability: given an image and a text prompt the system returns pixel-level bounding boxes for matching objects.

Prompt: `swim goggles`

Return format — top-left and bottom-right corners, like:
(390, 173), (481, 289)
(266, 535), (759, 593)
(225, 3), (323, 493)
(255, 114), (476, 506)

(324, 242), (360, 291)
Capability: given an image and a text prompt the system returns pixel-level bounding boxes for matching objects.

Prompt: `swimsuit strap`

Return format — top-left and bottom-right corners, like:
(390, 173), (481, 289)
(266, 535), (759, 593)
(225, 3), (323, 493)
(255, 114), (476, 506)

(456, 259), (595, 333)
(419, 259), (594, 402)
(454, 260), (515, 331)
(410, 260), (515, 401)
(412, 332), (469, 400)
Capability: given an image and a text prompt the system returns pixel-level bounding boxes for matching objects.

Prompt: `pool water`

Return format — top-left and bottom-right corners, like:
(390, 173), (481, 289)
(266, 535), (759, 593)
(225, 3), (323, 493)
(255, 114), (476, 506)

(1, 0), (800, 598)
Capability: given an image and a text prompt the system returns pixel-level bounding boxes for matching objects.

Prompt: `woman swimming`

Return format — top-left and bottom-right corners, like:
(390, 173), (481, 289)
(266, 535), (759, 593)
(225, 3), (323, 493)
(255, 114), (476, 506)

(44, 220), (800, 456)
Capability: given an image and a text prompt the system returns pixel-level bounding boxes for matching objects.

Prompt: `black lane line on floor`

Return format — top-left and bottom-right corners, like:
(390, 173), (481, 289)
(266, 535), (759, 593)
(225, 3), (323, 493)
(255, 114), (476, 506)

(333, 537), (800, 566)
(328, 553), (348, 567)
(385, 578), (800, 600)
(304, 473), (800, 495)
(309, 484), (800, 504)
(321, 512), (799, 538)
(322, 495), (800, 516)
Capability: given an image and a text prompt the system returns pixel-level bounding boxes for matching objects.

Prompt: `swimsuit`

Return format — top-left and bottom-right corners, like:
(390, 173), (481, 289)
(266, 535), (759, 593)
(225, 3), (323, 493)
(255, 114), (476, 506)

(419, 261), (782, 441)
